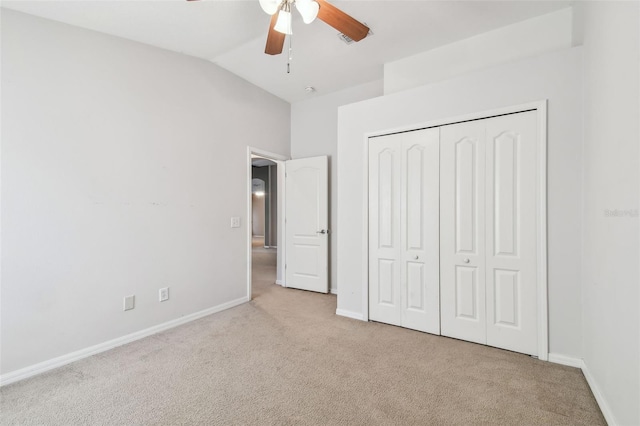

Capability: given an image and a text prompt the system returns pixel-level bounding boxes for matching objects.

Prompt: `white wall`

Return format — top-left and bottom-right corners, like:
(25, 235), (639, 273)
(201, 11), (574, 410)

(577, 2), (639, 424)
(291, 80), (383, 292)
(337, 47), (584, 358)
(0, 10), (290, 375)
(384, 8), (573, 95)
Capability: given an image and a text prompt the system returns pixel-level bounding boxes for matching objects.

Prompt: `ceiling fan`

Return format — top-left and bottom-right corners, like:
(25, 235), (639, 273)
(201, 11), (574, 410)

(187, 0), (368, 56)
(258, 0), (370, 55)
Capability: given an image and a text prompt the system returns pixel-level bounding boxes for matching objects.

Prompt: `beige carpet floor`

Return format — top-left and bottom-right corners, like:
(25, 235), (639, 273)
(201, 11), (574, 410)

(1, 240), (604, 425)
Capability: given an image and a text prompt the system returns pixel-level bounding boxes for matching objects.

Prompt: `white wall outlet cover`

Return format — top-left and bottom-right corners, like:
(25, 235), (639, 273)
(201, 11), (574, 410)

(159, 287), (169, 302)
(231, 216), (241, 228)
(123, 295), (135, 311)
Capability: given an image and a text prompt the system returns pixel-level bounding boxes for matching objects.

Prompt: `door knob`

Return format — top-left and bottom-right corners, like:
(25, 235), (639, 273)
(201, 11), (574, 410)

(414, 256), (419, 260)
(316, 230), (326, 234)
(463, 258), (470, 263)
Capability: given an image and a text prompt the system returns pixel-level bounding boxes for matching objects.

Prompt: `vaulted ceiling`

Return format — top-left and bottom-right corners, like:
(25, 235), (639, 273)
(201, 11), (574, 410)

(2, 1), (571, 102)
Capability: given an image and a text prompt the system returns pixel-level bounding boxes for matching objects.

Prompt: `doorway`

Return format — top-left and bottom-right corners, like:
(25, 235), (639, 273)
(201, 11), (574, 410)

(246, 148), (330, 299)
(247, 148), (287, 300)
(251, 157), (278, 298)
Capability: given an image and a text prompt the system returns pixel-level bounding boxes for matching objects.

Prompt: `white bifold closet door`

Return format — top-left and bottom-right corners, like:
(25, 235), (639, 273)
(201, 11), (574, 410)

(368, 128), (440, 334)
(439, 120), (487, 345)
(440, 111), (538, 356)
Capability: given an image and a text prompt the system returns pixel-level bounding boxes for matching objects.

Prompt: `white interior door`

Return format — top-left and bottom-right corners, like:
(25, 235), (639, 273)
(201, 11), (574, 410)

(285, 156), (328, 293)
(369, 128), (440, 333)
(440, 120), (487, 345)
(484, 111), (538, 355)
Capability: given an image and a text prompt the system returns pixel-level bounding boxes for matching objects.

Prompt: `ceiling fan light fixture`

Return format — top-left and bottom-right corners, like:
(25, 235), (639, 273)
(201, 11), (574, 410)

(259, 0), (279, 15)
(295, 0), (319, 24)
(274, 9), (293, 35)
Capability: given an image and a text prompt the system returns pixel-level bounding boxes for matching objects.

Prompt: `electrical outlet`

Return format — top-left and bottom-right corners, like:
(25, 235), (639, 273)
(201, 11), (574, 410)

(123, 295), (135, 311)
(230, 216), (240, 228)
(159, 287), (169, 302)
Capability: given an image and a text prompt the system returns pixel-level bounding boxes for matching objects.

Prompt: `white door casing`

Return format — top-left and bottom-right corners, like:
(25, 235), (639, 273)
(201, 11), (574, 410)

(285, 156), (329, 293)
(369, 128), (440, 333)
(440, 120), (487, 345)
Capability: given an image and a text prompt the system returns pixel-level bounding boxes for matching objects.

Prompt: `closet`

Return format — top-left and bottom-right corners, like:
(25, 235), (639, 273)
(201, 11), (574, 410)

(368, 110), (539, 356)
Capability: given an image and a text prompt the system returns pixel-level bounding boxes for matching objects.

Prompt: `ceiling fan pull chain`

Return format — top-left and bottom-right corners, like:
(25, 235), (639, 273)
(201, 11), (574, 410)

(287, 34), (293, 74)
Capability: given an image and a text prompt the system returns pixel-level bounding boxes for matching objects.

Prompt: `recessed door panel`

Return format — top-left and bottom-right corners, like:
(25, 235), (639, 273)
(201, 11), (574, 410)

(292, 244), (320, 277)
(406, 145), (424, 251)
(290, 167), (320, 237)
(378, 259), (396, 306)
(406, 262), (424, 311)
(440, 120), (486, 345)
(493, 269), (519, 327)
(455, 139), (477, 254)
(455, 266), (478, 320)
(493, 132), (519, 257)
(378, 149), (395, 249)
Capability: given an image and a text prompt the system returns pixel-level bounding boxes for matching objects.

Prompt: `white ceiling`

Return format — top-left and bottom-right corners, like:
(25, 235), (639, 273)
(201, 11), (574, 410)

(2, 0), (571, 102)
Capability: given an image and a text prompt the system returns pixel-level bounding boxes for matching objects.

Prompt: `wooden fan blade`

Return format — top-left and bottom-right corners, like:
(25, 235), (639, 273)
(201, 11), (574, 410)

(265, 13), (285, 55)
(316, 0), (368, 42)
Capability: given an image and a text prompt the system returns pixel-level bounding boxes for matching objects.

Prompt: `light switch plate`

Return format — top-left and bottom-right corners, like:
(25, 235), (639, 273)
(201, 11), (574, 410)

(231, 216), (241, 228)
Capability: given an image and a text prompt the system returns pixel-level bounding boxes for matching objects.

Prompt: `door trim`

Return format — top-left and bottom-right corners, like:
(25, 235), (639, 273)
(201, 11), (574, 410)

(247, 147), (288, 301)
(361, 100), (548, 361)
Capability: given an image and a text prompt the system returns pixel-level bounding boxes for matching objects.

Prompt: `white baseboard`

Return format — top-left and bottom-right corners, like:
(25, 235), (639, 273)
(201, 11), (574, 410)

(581, 360), (617, 426)
(330, 287), (337, 295)
(547, 354), (617, 424)
(0, 296), (249, 387)
(275, 280), (284, 286)
(548, 353), (582, 368)
(335, 309), (366, 321)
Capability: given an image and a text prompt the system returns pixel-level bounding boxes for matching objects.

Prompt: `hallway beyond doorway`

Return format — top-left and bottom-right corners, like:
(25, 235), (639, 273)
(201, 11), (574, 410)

(251, 236), (277, 299)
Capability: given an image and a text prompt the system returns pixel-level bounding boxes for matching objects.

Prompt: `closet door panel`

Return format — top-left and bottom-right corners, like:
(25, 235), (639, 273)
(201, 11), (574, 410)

(401, 128), (440, 334)
(440, 121), (487, 344)
(369, 135), (402, 326)
(485, 111), (538, 355)
(456, 265), (479, 319)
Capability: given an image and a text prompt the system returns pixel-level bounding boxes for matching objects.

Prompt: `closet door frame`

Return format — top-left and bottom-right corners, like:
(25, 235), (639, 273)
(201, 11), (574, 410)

(362, 100), (548, 361)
